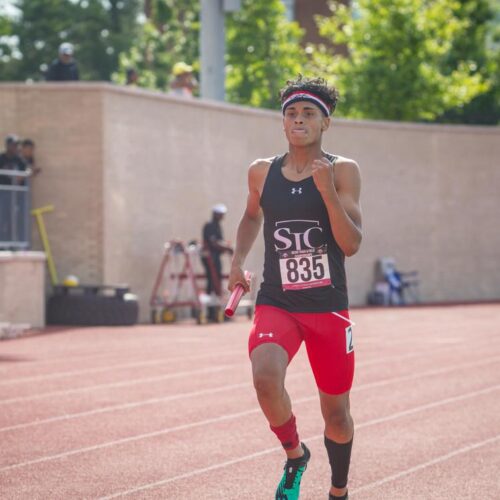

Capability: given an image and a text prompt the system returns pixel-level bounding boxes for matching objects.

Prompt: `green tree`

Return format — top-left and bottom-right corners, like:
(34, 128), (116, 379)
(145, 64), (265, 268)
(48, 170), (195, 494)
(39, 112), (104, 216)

(0, 11), (19, 80)
(0, 0), (140, 82)
(437, 0), (500, 124)
(312, 0), (491, 122)
(118, 0), (307, 106)
(114, 0), (199, 90)
(225, 0), (306, 109)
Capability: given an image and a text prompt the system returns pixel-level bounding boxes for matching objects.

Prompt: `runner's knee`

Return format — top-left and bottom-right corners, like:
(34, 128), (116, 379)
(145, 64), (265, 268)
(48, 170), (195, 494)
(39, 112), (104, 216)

(253, 368), (285, 399)
(324, 406), (352, 433)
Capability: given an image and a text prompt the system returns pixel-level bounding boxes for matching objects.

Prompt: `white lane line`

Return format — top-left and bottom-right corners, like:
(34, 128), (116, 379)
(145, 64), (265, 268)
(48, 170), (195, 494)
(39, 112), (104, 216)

(0, 383), (251, 433)
(0, 349), (241, 386)
(0, 364), (240, 405)
(350, 435), (500, 496)
(1, 363), (498, 474)
(350, 356), (500, 391)
(1, 352), (498, 433)
(0, 371), (305, 473)
(0, 345), (190, 371)
(0, 345), (431, 405)
(97, 384), (500, 499)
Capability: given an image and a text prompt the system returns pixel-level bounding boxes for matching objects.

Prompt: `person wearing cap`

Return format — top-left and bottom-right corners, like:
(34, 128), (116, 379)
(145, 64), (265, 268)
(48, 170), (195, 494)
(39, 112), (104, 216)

(228, 76), (362, 500)
(169, 61), (198, 98)
(0, 135), (29, 243)
(46, 42), (80, 81)
(0, 135), (26, 185)
(201, 204), (233, 297)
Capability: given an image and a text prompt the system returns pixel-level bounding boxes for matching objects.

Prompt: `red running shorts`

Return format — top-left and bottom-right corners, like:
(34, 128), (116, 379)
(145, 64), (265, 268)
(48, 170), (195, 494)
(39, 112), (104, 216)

(248, 305), (355, 395)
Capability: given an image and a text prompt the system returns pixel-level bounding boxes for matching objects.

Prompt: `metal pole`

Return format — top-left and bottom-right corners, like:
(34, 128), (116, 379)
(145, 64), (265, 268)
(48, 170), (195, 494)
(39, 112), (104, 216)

(200, 0), (226, 101)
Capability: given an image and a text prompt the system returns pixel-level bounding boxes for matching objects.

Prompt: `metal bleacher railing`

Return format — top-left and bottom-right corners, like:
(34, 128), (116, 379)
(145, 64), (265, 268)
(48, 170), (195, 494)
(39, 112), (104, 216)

(0, 169), (31, 250)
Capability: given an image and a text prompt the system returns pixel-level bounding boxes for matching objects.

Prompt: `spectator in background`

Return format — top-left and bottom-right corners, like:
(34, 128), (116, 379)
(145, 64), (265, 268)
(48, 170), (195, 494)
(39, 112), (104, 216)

(169, 62), (198, 98)
(46, 43), (79, 81)
(0, 135), (28, 243)
(126, 68), (139, 86)
(0, 135), (26, 185)
(201, 204), (233, 297)
(20, 139), (41, 180)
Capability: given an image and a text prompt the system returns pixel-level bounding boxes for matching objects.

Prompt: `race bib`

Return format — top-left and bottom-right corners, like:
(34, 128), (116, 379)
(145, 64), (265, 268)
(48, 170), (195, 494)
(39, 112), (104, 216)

(278, 244), (331, 291)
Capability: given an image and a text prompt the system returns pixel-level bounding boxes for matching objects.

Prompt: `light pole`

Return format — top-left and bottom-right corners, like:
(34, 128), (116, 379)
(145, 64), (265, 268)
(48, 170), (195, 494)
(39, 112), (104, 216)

(200, 0), (241, 101)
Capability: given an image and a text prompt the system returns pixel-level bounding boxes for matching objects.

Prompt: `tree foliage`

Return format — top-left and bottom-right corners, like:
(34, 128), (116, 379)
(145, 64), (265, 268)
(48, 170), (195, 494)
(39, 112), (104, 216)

(225, 0), (306, 110)
(113, 0), (199, 90)
(312, 0), (494, 122)
(437, 0), (500, 124)
(1, 0), (497, 123)
(116, 0), (306, 106)
(0, 0), (140, 82)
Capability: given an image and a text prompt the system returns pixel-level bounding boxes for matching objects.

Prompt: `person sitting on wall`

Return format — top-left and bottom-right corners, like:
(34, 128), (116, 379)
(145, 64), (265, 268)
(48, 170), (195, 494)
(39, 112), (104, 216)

(126, 68), (139, 86)
(169, 62), (198, 98)
(46, 43), (80, 81)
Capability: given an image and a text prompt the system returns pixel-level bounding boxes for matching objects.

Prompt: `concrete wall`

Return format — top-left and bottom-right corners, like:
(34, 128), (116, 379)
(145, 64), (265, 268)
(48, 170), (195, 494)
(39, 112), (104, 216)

(0, 251), (46, 327)
(1, 83), (499, 322)
(0, 84), (104, 285)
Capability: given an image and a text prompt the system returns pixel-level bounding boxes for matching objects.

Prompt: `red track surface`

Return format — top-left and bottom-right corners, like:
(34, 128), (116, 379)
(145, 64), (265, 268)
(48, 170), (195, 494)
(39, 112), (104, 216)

(0, 304), (499, 499)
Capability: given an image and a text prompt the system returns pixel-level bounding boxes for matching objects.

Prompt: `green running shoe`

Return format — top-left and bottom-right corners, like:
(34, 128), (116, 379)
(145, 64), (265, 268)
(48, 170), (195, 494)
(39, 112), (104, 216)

(275, 443), (311, 500)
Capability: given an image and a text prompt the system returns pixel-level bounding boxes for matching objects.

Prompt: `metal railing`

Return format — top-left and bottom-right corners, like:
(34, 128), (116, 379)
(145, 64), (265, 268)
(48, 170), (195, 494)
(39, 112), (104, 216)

(0, 169), (31, 249)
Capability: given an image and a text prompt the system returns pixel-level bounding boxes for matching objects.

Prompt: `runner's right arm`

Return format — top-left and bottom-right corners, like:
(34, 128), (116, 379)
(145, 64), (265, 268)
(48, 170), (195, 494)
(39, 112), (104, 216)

(228, 160), (269, 292)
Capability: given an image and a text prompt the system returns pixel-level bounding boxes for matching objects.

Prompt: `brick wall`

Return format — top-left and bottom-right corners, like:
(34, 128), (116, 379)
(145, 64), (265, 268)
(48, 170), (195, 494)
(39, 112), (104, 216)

(1, 83), (499, 322)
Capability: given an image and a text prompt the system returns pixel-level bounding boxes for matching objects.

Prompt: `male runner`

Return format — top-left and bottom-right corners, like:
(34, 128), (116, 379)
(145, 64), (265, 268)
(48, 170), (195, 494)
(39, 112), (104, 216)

(228, 76), (362, 500)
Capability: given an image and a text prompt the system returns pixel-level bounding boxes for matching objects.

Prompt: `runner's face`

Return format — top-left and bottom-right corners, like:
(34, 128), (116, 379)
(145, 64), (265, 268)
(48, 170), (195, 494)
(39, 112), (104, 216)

(283, 101), (329, 146)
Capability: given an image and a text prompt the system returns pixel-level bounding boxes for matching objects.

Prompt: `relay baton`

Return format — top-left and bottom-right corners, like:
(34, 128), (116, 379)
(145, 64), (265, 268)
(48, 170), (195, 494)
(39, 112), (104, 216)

(225, 270), (252, 317)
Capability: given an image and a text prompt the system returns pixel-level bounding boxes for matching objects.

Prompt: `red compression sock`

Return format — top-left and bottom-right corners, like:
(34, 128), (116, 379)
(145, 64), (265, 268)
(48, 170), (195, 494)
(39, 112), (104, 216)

(270, 413), (300, 450)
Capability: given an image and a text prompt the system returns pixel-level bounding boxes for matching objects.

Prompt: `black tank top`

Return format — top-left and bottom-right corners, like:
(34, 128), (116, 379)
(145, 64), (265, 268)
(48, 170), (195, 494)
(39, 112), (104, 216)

(256, 153), (349, 313)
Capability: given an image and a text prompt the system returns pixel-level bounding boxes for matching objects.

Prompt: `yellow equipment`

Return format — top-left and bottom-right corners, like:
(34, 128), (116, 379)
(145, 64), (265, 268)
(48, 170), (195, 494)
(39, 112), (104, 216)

(31, 205), (58, 286)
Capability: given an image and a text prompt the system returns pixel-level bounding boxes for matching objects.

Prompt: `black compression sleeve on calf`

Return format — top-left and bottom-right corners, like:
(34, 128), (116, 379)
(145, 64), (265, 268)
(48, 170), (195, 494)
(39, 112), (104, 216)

(324, 435), (353, 489)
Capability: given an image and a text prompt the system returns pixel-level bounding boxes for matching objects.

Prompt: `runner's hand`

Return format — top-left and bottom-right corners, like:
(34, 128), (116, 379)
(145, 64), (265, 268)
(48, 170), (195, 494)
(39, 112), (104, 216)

(228, 265), (250, 293)
(311, 157), (335, 194)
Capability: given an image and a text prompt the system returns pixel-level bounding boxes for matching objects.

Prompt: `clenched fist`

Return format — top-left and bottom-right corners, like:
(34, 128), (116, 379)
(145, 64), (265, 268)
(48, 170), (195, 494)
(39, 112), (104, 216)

(311, 157), (335, 194)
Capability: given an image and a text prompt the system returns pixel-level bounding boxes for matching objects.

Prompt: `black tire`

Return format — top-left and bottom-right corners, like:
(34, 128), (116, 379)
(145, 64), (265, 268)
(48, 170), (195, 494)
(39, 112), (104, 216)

(47, 293), (139, 326)
(195, 308), (207, 325)
(161, 308), (176, 323)
(151, 309), (161, 324)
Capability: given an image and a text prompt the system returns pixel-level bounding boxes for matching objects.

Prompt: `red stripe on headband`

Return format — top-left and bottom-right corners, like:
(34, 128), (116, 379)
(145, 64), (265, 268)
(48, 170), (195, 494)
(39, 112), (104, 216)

(282, 91), (331, 116)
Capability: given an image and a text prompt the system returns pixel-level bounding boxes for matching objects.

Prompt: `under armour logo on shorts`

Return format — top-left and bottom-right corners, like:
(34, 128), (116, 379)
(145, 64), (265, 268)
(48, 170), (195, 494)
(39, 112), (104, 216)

(291, 187), (302, 194)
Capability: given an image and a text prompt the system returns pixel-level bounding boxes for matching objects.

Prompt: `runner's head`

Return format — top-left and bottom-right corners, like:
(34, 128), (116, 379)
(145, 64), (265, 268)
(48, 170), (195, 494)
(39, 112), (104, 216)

(280, 76), (338, 145)
(280, 75), (338, 118)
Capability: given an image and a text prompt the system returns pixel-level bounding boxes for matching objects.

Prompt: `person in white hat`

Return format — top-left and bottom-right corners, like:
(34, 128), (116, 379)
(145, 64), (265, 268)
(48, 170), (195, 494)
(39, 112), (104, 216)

(46, 42), (79, 81)
(201, 204), (233, 299)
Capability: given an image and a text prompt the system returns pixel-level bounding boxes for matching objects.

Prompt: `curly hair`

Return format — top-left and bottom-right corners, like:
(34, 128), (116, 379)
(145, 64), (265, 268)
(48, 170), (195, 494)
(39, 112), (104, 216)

(280, 75), (339, 114)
